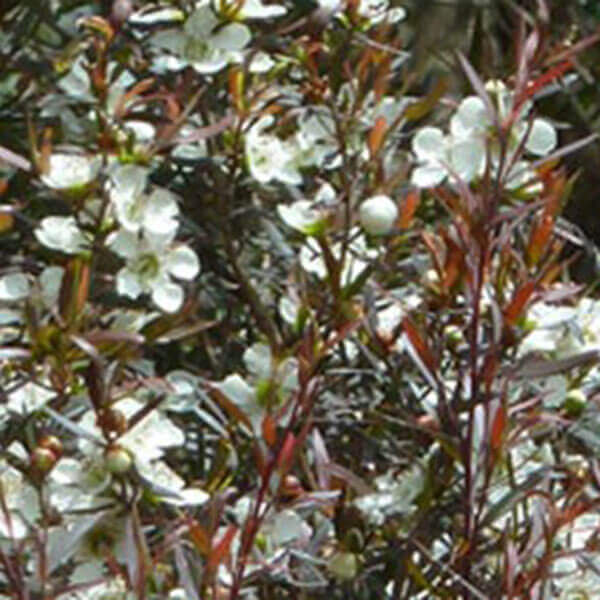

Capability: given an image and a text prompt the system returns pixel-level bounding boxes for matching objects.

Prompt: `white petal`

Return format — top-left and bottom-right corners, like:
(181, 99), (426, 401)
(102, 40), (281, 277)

(143, 189), (179, 235)
(184, 7), (217, 38)
(166, 245), (200, 280)
(210, 24), (251, 51)
(191, 56), (229, 74)
(107, 229), (139, 259)
(238, 0), (287, 19)
(110, 164), (148, 200)
(0, 273), (29, 301)
(214, 374), (255, 407)
(278, 201), (322, 234)
(152, 281), (183, 313)
(116, 268), (143, 299)
(525, 118), (557, 156)
(449, 138), (485, 183)
(411, 127), (446, 160)
(411, 164), (446, 188)
(450, 96), (489, 139)
(35, 216), (87, 254)
(243, 343), (272, 380)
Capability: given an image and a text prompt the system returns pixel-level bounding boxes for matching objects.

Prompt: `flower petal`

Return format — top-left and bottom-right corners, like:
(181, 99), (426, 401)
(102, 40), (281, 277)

(450, 138), (485, 183)
(0, 273), (29, 301)
(166, 245), (200, 280)
(152, 281), (183, 313)
(525, 118), (557, 156)
(411, 127), (446, 160)
(450, 96), (488, 138)
(210, 23), (251, 51)
(411, 164), (446, 188)
(116, 268), (143, 299)
(143, 189), (179, 236)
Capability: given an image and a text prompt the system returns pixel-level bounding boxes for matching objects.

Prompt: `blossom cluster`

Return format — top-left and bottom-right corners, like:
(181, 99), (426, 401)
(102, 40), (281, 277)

(0, 0), (599, 598)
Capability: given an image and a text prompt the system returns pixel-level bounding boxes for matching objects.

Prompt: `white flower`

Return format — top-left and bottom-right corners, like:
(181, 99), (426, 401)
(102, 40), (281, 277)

(296, 110), (342, 169)
(278, 200), (326, 235)
(0, 457), (40, 539)
(230, 0), (288, 19)
(356, 0), (406, 23)
(151, 5), (251, 74)
(109, 164), (179, 236)
(245, 116), (302, 185)
(136, 459), (209, 505)
(7, 382), (55, 414)
(299, 228), (377, 286)
(359, 194), (397, 235)
(0, 273), (29, 301)
(40, 153), (100, 190)
(318, 0), (406, 24)
(354, 464), (424, 525)
(35, 216), (88, 254)
(451, 92), (557, 157)
(108, 230), (200, 313)
(214, 343), (298, 435)
(410, 126), (485, 188)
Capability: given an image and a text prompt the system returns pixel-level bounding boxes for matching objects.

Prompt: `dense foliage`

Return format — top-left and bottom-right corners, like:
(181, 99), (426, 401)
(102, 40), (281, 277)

(1, 1), (600, 598)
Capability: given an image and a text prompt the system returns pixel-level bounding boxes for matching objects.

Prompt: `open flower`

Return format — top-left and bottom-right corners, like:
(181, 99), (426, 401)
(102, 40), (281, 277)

(151, 5), (251, 74)
(227, 0), (288, 19)
(108, 230), (200, 313)
(0, 456), (40, 539)
(214, 343), (298, 435)
(40, 153), (100, 191)
(245, 116), (303, 185)
(35, 216), (88, 254)
(109, 164), (179, 236)
(410, 126), (485, 188)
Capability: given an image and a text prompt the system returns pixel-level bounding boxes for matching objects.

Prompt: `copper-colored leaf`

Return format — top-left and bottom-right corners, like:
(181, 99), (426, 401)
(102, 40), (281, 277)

(504, 281), (536, 327)
(189, 521), (211, 556)
(207, 525), (237, 572)
(402, 317), (437, 373)
(490, 404), (506, 452)
(261, 414), (277, 448)
(399, 190), (419, 229)
(527, 214), (553, 265)
(368, 116), (387, 158)
(113, 78), (155, 119)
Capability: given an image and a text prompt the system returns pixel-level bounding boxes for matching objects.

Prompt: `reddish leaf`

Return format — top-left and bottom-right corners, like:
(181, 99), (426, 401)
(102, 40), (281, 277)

(113, 78), (155, 119)
(189, 521), (211, 556)
(402, 317), (437, 373)
(207, 525), (237, 572)
(490, 404), (507, 452)
(527, 214), (554, 265)
(261, 414), (277, 448)
(441, 236), (464, 292)
(504, 281), (536, 327)
(368, 116), (388, 158)
(399, 190), (419, 229)
(277, 432), (296, 472)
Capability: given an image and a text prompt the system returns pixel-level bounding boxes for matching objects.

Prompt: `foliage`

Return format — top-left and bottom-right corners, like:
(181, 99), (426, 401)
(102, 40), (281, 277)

(0, 1), (600, 598)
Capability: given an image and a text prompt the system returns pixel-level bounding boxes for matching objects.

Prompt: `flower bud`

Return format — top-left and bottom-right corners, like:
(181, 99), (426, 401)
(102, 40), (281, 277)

(98, 408), (128, 436)
(564, 389), (587, 418)
(328, 551), (358, 580)
(104, 445), (133, 474)
(38, 435), (63, 460)
(30, 447), (58, 477)
(359, 195), (398, 236)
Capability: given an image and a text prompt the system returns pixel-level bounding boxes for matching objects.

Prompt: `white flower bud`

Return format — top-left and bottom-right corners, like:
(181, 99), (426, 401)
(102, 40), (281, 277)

(104, 445), (133, 474)
(359, 195), (397, 235)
